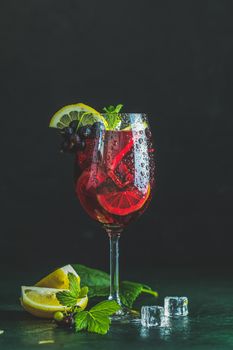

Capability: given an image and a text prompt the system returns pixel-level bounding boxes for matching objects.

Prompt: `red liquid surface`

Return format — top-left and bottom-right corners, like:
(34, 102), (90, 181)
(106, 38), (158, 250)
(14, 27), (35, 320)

(74, 130), (155, 227)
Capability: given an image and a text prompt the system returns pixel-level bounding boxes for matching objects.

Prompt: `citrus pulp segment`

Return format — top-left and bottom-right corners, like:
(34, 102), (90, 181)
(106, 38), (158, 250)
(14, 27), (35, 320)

(97, 185), (150, 216)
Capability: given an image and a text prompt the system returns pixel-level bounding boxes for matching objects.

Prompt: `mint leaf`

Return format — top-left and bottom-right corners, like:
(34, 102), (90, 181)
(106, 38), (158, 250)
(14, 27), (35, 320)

(68, 272), (80, 295)
(102, 104), (123, 129)
(105, 105), (115, 112)
(115, 104), (123, 113)
(56, 290), (78, 307)
(74, 300), (120, 335)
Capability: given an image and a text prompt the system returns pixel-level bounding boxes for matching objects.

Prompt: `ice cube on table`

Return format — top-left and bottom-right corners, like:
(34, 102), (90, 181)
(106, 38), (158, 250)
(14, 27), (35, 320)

(164, 296), (188, 317)
(141, 306), (164, 327)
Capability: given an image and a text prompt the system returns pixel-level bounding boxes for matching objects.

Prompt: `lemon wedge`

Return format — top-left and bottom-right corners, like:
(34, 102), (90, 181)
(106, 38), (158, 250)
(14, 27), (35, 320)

(21, 286), (88, 319)
(35, 264), (79, 290)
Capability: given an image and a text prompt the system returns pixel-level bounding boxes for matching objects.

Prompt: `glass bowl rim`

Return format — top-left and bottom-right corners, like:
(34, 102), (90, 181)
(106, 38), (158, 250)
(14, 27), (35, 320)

(99, 112), (148, 116)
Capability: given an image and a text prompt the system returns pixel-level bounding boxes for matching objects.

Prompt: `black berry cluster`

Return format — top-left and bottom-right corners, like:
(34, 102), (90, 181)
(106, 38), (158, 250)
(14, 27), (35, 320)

(60, 121), (105, 153)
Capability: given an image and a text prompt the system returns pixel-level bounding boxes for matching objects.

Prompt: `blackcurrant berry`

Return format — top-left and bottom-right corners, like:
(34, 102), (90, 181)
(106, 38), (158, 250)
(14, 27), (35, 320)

(63, 314), (74, 328)
(83, 127), (92, 137)
(92, 122), (104, 136)
(78, 125), (92, 138)
(70, 134), (81, 145)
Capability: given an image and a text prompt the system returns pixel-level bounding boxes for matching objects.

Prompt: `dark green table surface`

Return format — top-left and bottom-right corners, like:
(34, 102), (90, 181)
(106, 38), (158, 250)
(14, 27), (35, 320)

(0, 265), (233, 350)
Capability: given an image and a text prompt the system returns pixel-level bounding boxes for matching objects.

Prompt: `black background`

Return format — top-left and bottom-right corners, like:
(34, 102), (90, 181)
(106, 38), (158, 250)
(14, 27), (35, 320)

(1, 0), (233, 271)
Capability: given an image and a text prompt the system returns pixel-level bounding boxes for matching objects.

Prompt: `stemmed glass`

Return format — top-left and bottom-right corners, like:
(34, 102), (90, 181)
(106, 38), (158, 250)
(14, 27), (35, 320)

(74, 113), (155, 321)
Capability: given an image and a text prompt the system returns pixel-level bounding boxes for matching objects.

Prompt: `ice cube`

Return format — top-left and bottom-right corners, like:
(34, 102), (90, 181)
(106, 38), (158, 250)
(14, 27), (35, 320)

(141, 306), (164, 327)
(164, 296), (188, 317)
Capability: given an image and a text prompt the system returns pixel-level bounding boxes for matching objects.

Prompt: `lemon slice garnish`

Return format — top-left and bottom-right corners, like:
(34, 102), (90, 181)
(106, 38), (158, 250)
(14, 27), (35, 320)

(49, 103), (108, 129)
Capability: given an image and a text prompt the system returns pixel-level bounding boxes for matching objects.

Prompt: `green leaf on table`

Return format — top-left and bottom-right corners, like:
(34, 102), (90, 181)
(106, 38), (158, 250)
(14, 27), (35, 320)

(74, 300), (120, 335)
(87, 286), (109, 298)
(72, 264), (158, 307)
(90, 300), (120, 315)
(87, 312), (110, 335)
(73, 264), (110, 288)
(75, 311), (89, 332)
(120, 281), (158, 308)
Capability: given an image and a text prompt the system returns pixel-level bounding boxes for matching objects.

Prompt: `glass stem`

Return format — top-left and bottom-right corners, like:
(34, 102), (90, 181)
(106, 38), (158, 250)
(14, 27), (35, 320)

(104, 225), (122, 305)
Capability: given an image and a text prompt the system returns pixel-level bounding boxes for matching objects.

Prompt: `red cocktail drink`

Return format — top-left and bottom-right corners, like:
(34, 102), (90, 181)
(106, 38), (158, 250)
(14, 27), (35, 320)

(74, 129), (154, 227)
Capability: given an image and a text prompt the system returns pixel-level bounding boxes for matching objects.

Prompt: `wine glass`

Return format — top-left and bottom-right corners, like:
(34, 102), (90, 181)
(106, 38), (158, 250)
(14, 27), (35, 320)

(74, 113), (155, 321)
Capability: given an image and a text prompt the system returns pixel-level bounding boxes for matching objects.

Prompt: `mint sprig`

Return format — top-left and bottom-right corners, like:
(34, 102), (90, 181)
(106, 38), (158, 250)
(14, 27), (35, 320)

(75, 300), (120, 335)
(56, 273), (88, 307)
(103, 104), (123, 129)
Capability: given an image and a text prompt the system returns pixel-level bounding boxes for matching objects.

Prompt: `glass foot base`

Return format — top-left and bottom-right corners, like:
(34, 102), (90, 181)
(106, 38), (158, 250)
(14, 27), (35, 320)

(110, 307), (141, 323)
